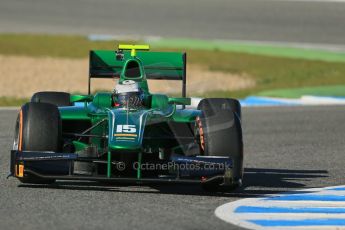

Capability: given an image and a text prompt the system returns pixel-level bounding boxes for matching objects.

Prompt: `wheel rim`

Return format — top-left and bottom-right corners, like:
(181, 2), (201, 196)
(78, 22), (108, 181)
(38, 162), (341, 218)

(195, 116), (205, 151)
(12, 115), (20, 151)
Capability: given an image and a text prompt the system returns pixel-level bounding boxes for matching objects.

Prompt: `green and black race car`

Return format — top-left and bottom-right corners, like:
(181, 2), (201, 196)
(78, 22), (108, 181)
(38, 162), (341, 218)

(9, 44), (243, 191)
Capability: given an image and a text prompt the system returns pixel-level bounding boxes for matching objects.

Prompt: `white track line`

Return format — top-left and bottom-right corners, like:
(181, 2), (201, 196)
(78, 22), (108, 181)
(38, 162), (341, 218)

(0, 107), (19, 111)
(215, 185), (345, 230)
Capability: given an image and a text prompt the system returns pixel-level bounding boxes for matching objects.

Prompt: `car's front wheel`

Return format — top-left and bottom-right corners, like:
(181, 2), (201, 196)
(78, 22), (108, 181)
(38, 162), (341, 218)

(12, 102), (68, 184)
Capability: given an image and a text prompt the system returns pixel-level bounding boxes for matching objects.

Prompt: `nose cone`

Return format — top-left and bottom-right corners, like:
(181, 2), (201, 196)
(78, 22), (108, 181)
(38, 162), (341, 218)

(107, 109), (150, 151)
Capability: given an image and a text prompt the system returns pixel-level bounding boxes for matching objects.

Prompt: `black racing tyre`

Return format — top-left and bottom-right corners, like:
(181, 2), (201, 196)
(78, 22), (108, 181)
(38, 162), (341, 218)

(31, 91), (71, 106)
(12, 102), (67, 184)
(197, 98), (241, 119)
(196, 98), (243, 191)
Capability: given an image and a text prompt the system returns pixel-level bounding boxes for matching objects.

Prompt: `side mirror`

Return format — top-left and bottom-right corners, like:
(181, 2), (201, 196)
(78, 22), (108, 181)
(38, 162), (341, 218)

(168, 97), (191, 105)
(70, 95), (94, 103)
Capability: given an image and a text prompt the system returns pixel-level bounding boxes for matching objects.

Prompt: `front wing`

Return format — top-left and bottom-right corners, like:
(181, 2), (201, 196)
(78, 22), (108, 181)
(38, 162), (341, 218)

(10, 150), (240, 187)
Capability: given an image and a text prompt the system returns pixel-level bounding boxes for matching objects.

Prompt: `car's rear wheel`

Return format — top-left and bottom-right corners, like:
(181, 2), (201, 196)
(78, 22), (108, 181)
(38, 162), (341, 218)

(197, 98), (241, 119)
(196, 98), (243, 191)
(12, 102), (68, 184)
(31, 91), (71, 106)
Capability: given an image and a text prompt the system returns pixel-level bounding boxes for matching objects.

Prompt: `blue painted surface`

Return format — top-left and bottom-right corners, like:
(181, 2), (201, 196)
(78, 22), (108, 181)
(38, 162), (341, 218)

(249, 219), (345, 227)
(316, 96), (345, 99)
(235, 206), (345, 214)
(216, 185), (345, 229)
(265, 194), (345, 202)
(74, 102), (84, 107)
(327, 187), (345, 191)
(239, 96), (345, 106)
(239, 96), (299, 106)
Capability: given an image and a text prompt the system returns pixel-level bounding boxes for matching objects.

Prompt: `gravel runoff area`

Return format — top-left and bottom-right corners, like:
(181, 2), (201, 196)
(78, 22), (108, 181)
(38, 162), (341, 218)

(0, 55), (255, 98)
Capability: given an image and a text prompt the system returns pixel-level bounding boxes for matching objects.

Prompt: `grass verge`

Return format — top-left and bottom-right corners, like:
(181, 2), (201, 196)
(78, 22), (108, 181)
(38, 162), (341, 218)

(256, 85), (345, 98)
(0, 97), (28, 107)
(150, 38), (345, 63)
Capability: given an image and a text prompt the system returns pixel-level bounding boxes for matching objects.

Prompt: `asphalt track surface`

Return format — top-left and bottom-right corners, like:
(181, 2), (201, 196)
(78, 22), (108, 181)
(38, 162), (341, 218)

(1, 105), (345, 230)
(1, 0), (345, 46)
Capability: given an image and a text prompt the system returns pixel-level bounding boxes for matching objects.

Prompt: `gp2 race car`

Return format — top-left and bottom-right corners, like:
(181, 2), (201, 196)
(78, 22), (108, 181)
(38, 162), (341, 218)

(9, 44), (243, 191)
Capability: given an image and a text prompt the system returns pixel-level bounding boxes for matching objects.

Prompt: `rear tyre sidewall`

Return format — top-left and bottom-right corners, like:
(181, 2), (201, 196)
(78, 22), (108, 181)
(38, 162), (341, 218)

(31, 91), (71, 107)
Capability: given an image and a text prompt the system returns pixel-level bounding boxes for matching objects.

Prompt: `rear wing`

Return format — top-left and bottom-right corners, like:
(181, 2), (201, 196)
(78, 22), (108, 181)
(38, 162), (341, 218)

(89, 50), (187, 97)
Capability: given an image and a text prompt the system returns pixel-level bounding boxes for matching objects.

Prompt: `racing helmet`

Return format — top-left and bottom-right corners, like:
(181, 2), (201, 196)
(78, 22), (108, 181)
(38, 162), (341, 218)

(113, 80), (145, 109)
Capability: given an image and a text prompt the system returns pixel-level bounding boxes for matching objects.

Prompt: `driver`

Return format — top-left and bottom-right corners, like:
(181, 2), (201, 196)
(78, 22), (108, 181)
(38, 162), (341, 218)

(112, 80), (145, 109)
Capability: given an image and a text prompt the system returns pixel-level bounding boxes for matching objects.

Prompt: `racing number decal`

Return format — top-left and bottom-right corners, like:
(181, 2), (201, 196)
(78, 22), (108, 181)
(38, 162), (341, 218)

(114, 125), (138, 139)
(116, 125), (137, 133)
